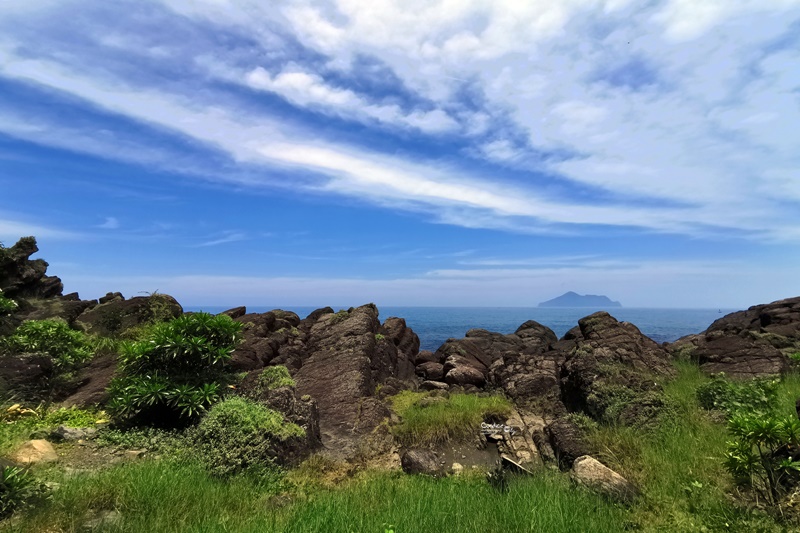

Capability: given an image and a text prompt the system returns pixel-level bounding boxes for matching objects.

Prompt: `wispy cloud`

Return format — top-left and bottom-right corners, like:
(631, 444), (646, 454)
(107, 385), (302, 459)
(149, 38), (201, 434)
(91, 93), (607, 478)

(191, 232), (246, 248)
(0, 217), (80, 241)
(96, 217), (120, 230)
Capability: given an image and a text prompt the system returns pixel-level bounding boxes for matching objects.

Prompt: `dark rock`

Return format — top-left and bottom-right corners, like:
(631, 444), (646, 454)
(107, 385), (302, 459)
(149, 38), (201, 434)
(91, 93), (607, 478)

(62, 292), (80, 301)
(416, 361), (444, 381)
(443, 360), (486, 386)
(304, 307), (334, 322)
(0, 353), (54, 400)
(415, 350), (441, 365)
(75, 294), (182, 336)
(98, 292), (123, 305)
(17, 297), (97, 326)
(560, 312), (675, 423)
(546, 418), (591, 470)
(59, 354), (117, 407)
(219, 306), (246, 319)
(0, 236), (63, 299)
(400, 449), (442, 476)
(420, 380), (449, 391)
(694, 335), (788, 378)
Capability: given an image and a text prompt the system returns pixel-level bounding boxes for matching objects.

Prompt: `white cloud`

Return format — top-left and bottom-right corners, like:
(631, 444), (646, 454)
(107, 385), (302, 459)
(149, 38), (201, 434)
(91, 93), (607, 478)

(0, 218), (80, 241)
(192, 232), (247, 247)
(96, 217), (120, 229)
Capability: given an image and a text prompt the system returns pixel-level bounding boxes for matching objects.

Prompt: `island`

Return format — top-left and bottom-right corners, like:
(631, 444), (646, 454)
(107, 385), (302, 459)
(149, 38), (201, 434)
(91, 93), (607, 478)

(538, 291), (622, 308)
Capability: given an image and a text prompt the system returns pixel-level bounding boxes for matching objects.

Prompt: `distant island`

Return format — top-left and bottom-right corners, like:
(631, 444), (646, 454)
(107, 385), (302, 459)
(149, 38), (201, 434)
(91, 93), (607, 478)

(538, 291), (622, 308)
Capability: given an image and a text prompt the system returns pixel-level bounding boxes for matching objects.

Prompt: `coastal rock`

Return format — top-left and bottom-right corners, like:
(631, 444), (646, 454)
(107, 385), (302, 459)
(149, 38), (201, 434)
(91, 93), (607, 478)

(416, 361), (444, 381)
(0, 236), (63, 300)
(59, 354), (117, 407)
(400, 449), (442, 476)
(75, 294), (182, 336)
(560, 312), (675, 424)
(16, 296), (97, 327)
(667, 297), (799, 378)
(546, 418), (591, 469)
(0, 353), (54, 400)
(571, 455), (639, 503)
(219, 306), (246, 319)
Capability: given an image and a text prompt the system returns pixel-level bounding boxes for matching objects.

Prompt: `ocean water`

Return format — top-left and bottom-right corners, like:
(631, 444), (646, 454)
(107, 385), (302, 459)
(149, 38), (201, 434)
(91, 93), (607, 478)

(188, 306), (734, 352)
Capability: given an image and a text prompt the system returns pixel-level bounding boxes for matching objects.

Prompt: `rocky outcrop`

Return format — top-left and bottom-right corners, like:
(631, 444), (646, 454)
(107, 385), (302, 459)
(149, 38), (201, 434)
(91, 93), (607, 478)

(231, 305), (420, 458)
(571, 455), (639, 503)
(74, 294), (183, 337)
(560, 312), (675, 425)
(546, 418), (591, 469)
(668, 297), (799, 378)
(0, 353), (54, 400)
(0, 236), (63, 300)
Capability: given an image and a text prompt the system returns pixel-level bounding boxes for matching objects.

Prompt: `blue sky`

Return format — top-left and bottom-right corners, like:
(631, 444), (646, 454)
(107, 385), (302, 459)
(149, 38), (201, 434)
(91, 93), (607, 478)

(1, 0), (799, 308)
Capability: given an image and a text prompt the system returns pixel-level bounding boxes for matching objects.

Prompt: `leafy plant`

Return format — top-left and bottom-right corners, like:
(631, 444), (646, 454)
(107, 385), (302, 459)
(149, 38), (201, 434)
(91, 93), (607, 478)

(0, 289), (17, 315)
(0, 465), (38, 518)
(107, 312), (241, 423)
(696, 374), (778, 417)
(724, 412), (800, 505)
(1, 319), (93, 369)
(191, 396), (303, 477)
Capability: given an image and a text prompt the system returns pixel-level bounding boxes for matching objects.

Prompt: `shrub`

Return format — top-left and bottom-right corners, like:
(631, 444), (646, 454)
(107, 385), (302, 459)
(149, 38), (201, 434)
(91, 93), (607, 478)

(257, 365), (295, 391)
(0, 289), (17, 315)
(107, 312), (241, 424)
(0, 465), (38, 518)
(696, 374), (778, 417)
(1, 319), (92, 369)
(192, 396), (304, 477)
(724, 412), (800, 505)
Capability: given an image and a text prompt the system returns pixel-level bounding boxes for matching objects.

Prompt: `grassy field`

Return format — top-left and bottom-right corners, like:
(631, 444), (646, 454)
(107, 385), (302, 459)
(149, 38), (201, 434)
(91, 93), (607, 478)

(3, 360), (799, 532)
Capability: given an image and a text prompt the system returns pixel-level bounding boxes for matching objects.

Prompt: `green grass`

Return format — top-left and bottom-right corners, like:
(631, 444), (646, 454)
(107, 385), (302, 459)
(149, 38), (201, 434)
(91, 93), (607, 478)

(389, 391), (513, 446)
(585, 360), (783, 531)
(0, 406), (105, 456)
(3, 460), (627, 533)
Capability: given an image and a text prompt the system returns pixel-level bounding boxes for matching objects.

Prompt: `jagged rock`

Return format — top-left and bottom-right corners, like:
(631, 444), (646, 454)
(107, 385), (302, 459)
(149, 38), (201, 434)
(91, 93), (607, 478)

(546, 418), (591, 469)
(415, 350), (441, 365)
(75, 294), (182, 336)
(219, 306), (246, 319)
(400, 449), (442, 476)
(420, 380), (449, 391)
(293, 304), (386, 458)
(16, 297), (97, 326)
(0, 236), (63, 299)
(667, 297), (799, 379)
(443, 359), (486, 386)
(13, 439), (58, 464)
(98, 292), (123, 305)
(416, 361), (444, 381)
(560, 312), (675, 424)
(571, 455), (639, 503)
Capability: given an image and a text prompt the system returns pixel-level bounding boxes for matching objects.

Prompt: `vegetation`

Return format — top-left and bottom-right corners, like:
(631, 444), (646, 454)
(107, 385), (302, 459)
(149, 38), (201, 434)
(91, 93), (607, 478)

(0, 290), (16, 315)
(389, 391), (512, 446)
(696, 373), (779, 417)
(107, 312), (241, 423)
(0, 465), (38, 519)
(0, 319), (92, 369)
(192, 396), (304, 478)
(257, 365), (296, 391)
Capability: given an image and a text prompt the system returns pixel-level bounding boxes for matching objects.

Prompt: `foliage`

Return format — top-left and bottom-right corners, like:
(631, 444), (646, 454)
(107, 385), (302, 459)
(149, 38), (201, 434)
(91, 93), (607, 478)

(257, 365), (296, 391)
(107, 312), (241, 423)
(191, 396), (304, 478)
(1, 318), (93, 369)
(330, 310), (350, 324)
(696, 373), (779, 417)
(724, 413), (800, 505)
(389, 391), (512, 446)
(0, 289), (17, 315)
(0, 465), (38, 518)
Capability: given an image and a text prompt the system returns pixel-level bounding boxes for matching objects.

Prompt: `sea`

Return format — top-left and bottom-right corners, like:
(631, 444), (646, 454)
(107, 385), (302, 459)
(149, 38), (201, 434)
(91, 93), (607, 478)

(187, 306), (734, 352)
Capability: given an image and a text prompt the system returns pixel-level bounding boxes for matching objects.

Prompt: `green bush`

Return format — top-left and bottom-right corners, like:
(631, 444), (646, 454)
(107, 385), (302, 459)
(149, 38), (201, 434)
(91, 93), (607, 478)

(1, 319), (92, 369)
(192, 396), (304, 477)
(724, 412), (800, 505)
(108, 313), (241, 423)
(258, 365), (295, 390)
(696, 374), (778, 417)
(0, 289), (17, 315)
(0, 465), (38, 518)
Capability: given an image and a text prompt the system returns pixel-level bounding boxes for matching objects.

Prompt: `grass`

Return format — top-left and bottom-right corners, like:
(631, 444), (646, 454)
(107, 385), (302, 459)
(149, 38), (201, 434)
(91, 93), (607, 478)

(389, 391), (513, 446)
(0, 405), (105, 456)
(585, 360), (784, 531)
(3, 460), (627, 533)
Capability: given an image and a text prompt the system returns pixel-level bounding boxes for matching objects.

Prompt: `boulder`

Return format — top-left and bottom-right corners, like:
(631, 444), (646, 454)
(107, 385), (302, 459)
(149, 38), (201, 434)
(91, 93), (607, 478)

(694, 335), (788, 379)
(416, 362), (444, 381)
(219, 306), (246, 319)
(400, 449), (442, 476)
(443, 360), (486, 386)
(13, 439), (58, 465)
(51, 426), (97, 441)
(59, 354), (117, 407)
(571, 455), (639, 503)
(0, 353), (54, 400)
(546, 418), (591, 469)
(75, 294), (182, 336)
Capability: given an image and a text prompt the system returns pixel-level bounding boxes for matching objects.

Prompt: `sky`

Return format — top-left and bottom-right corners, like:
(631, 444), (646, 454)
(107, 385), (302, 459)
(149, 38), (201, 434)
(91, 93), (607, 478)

(1, 0), (799, 309)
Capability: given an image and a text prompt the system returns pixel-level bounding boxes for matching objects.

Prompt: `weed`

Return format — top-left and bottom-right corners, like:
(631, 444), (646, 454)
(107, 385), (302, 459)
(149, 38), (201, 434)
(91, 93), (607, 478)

(1, 318), (92, 369)
(0, 465), (39, 518)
